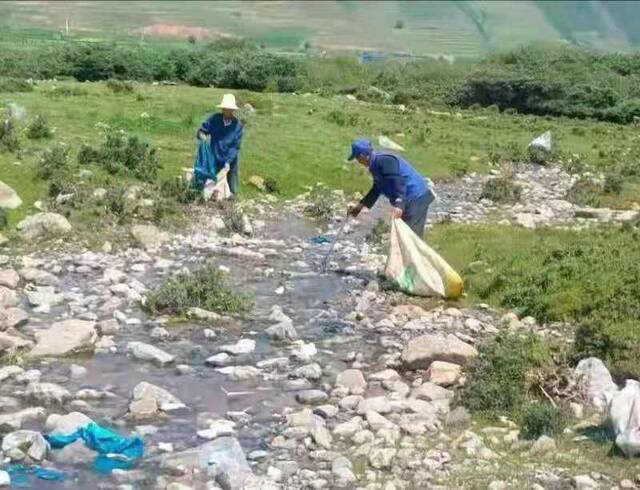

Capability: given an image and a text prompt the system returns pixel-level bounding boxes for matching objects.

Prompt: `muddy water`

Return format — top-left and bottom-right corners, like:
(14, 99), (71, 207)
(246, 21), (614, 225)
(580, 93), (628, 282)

(6, 207), (401, 488)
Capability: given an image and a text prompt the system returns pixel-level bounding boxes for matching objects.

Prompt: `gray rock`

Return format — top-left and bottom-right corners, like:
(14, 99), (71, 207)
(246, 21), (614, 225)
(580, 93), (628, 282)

(25, 382), (71, 405)
(26, 286), (63, 308)
(0, 286), (18, 307)
(411, 382), (454, 401)
(29, 319), (97, 358)
(1, 430), (49, 461)
(0, 307), (28, 330)
(531, 435), (556, 454)
(0, 407), (46, 432)
(0, 181), (22, 209)
(205, 353), (232, 367)
(197, 419), (237, 440)
(287, 408), (332, 448)
(126, 341), (174, 366)
(0, 269), (19, 289)
(161, 437), (255, 490)
(130, 382), (185, 415)
(19, 267), (59, 286)
(445, 406), (471, 429)
(575, 357), (618, 408)
(296, 390), (329, 405)
(368, 447), (396, 469)
(0, 331), (31, 351)
(17, 213), (72, 240)
(69, 364), (88, 380)
(215, 366), (261, 380)
(46, 412), (93, 435)
(219, 339), (255, 356)
(266, 320), (298, 342)
(335, 369), (366, 392)
(313, 405), (338, 419)
(331, 456), (356, 484)
(50, 439), (96, 464)
(401, 334), (478, 370)
(573, 475), (599, 490)
(150, 326), (170, 340)
(293, 363), (322, 380)
(427, 361), (462, 387)
(366, 411), (396, 431)
(0, 365), (23, 383)
(0, 470), (9, 487)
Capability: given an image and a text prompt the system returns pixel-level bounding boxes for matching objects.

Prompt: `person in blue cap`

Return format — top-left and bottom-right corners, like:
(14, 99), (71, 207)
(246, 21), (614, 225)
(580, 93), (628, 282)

(347, 139), (435, 239)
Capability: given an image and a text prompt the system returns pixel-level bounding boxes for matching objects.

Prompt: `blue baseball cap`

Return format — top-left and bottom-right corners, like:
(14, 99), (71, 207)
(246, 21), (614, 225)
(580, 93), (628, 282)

(347, 139), (373, 161)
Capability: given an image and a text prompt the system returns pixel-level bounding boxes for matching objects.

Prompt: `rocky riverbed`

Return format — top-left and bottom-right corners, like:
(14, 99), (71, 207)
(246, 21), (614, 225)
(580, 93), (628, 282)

(0, 164), (638, 489)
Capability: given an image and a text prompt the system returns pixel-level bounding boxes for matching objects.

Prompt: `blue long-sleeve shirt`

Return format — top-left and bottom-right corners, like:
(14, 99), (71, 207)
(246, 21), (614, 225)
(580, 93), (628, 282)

(197, 113), (243, 168)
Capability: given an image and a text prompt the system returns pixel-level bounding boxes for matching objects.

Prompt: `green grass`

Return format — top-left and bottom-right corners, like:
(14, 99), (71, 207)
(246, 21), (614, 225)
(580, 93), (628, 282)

(2, 79), (640, 229)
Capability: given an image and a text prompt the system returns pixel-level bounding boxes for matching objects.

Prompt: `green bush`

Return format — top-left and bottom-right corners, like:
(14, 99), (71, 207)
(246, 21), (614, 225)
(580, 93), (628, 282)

(158, 178), (200, 205)
(0, 208), (7, 230)
(106, 79), (135, 94)
(0, 78), (33, 93)
(26, 115), (53, 140)
(219, 200), (244, 233)
(264, 176), (279, 194)
(604, 174), (624, 195)
(480, 177), (522, 204)
(458, 333), (552, 417)
(145, 262), (252, 316)
(78, 129), (159, 182)
(45, 85), (89, 98)
(520, 402), (567, 440)
(0, 118), (19, 152)
(566, 177), (602, 207)
(36, 143), (70, 180)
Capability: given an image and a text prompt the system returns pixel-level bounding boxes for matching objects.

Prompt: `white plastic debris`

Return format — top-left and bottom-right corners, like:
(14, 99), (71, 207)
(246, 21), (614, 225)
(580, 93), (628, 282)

(528, 131), (552, 152)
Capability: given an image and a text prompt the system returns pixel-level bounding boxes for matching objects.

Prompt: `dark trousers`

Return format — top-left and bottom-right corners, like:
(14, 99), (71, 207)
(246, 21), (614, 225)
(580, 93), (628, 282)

(403, 189), (435, 239)
(227, 160), (239, 195)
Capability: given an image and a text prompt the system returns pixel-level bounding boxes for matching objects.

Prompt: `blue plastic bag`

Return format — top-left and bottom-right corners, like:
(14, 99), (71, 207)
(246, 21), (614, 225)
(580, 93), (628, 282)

(46, 422), (144, 474)
(7, 464), (66, 486)
(192, 139), (220, 190)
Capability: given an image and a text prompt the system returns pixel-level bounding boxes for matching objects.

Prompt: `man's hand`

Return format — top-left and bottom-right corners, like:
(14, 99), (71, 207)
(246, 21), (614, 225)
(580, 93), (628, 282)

(391, 207), (403, 219)
(198, 131), (208, 141)
(347, 203), (363, 217)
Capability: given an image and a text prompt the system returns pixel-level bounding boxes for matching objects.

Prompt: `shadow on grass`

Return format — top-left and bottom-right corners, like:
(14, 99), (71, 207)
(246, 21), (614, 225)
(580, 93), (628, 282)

(576, 425), (630, 458)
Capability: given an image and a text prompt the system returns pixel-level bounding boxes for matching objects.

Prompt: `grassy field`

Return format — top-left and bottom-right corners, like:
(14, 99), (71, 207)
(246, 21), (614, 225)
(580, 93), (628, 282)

(2, 1), (640, 57)
(2, 80), (640, 227)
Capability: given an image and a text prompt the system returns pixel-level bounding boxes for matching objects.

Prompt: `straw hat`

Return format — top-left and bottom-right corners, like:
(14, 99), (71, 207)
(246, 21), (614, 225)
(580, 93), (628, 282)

(217, 93), (239, 111)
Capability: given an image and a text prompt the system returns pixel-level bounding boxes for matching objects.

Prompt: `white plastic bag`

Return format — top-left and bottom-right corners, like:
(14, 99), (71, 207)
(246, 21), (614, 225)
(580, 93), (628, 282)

(528, 131), (552, 152)
(203, 167), (232, 202)
(384, 219), (463, 299)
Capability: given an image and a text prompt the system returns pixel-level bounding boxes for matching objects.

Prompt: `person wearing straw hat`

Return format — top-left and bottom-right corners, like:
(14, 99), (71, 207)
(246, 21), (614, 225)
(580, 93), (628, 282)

(194, 93), (244, 195)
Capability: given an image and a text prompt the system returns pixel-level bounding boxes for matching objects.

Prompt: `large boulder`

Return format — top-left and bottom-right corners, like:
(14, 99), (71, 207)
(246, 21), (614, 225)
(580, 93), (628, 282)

(131, 225), (169, 251)
(45, 412), (93, 435)
(401, 334), (478, 370)
(29, 320), (97, 358)
(1, 430), (49, 461)
(0, 269), (19, 289)
(0, 181), (22, 209)
(16, 213), (72, 241)
(160, 437), (255, 490)
(0, 332), (32, 352)
(575, 357), (618, 409)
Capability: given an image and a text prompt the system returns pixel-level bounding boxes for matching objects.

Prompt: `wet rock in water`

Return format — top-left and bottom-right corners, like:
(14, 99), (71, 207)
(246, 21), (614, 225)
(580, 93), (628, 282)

(369, 369), (400, 383)
(46, 412), (93, 435)
(187, 307), (225, 322)
(0, 407), (46, 432)
(332, 456), (356, 485)
(266, 320), (298, 342)
(575, 357), (618, 408)
(16, 212), (72, 240)
(25, 382), (71, 405)
(314, 405), (339, 419)
(0, 286), (18, 307)
(287, 408), (332, 449)
(197, 419), (236, 440)
(175, 364), (194, 376)
(0, 269), (19, 289)
(0, 365), (23, 382)
(25, 286), (63, 309)
(50, 439), (96, 464)
(0, 307), (29, 330)
(219, 338), (256, 356)
(335, 369), (366, 393)
(129, 382), (186, 419)
(401, 334), (478, 370)
(0, 470), (9, 487)
(268, 305), (290, 323)
(293, 363), (322, 381)
(19, 267), (59, 287)
(131, 224), (169, 251)
(127, 341), (175, 366)
(29, 319), (97, 358)
(69, 364), (88, 380)
(356, 396), (398, 415)
(1, 430), (49, 461)
(161, 436), (255, 489)
(216, 366), (261, 381)
(290, 341), (317, 362)
(0, 181), (22, 209)
(427, 361), (462, 387)
(151, 326), (170, 340)
(295, 390), (329, 405)
(205, 353), (231, 367)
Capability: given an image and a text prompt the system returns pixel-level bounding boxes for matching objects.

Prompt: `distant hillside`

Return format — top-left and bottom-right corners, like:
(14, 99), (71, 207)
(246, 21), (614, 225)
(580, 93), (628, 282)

(1, 1), (640, 57)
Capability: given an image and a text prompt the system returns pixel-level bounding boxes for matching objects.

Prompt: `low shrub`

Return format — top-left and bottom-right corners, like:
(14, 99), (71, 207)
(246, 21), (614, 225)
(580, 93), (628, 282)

(158, 178), (200, 205)
(26, 115), (53, 140)
(326, 109), (360, 127)
(480, 177), (522, 204)
(264, 176), (279, 194)
(0, 118), (20, 152)
(145, 262), (252, 316)
(603, 174), (624, 195)
(303, 184), (335, 221)
(45, 86), (88, 98)
(519, 402), (567, 440)
(367, 218), (390, 246)
(0, 209), (7, 230)
(566, 177), (602, 207)
(458, 333), (552, 417)
(106, 79), (135, 94)
(219, 200), (244, 233)
(0, 78), (33, 93)
(37, 143), (70, 180)
(78, 129), (159, 182)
